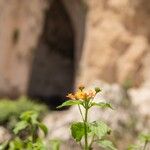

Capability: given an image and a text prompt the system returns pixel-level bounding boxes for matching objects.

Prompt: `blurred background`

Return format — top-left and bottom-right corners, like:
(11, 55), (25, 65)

(0, 0), (149, 149)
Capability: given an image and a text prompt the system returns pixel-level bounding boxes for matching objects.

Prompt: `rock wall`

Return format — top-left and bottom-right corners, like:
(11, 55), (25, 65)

(79, 0), (150, 87)
(0, 0), (48, 97)
(0, 0), (86, 98)
(27, 0), (75, 98)
(0, 0), (150, 98)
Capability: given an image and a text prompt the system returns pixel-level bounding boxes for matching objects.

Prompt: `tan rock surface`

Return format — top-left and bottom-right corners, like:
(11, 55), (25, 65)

(79, 0), (150, 87)
(0, 0), (150, 96)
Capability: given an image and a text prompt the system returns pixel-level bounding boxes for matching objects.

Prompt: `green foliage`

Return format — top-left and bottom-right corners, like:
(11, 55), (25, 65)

(8, 137), (24, 150)
(50, 139), (61, 150)
(139, 133), (150, 143)
(127, 144), (139, 150)
(89, 121), (111, 139)
(38, 123), (48, 136)
(128, 133), (150, 150)
(26, 138), (47, 150)
(14, 110), (48, 137)
(1, 86), (148, 150)
(13, 121), (28, 134)
(71, 122), (85, 142)
(57, 86), (117, 150)
(0, 96), (48, 128)
(98, 140), (117, 150)
(0, 141), (9, 150)
(0, 110), (49, 150)
(71, 122), (90, 142)
(57, 100), (83, 108)
(6, 137), (47, 150)
(122, 78), (133, 90)
(90, 102), (113, 109)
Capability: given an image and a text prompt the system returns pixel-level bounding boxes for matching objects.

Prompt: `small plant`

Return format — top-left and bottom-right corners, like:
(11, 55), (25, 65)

(13, 110), (48, 141)
(0, 110), (62, 150)
(49, 139), (61, 150)
(0, 96), (48, 128)
(0, 110), (48, 150)
(128, 133), (150, 150)
(122, 78), (133, 91)
(57, 85), (117, 150)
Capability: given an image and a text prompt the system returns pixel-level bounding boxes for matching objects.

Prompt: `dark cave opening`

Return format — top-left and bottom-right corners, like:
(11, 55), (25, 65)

(27, 0), (75, 108)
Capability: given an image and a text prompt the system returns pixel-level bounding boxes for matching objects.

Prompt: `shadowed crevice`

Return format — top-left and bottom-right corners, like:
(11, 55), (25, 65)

(27, 0), (75, 107)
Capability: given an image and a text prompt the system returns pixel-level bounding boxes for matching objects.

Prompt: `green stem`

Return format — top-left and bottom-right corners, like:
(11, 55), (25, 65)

(143, 141), (148, 150)
(31, 125), (37, 143)
(78, 105), (85, 122)
(84, 102), (89, 150)
(89, 135), (95, 149)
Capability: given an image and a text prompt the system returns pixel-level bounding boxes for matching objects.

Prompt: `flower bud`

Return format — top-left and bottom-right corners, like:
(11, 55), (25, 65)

(95, 87), (101, 93)
(78, 85), (85, 91)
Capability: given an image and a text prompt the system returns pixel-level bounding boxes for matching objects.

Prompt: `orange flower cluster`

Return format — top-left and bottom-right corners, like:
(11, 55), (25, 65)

(67, 85), (98, 100)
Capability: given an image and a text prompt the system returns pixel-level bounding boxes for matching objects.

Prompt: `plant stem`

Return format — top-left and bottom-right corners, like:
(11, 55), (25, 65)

(84, 102), (88, 150)
(32, 125), (37, 143)
(143, 141), (148, 150)
(78, 105), (85, 122)
(89, 135), (95, 149)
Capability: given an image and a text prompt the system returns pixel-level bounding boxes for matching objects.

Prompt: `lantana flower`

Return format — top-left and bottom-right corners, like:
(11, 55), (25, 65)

(67, 85), (100, 101)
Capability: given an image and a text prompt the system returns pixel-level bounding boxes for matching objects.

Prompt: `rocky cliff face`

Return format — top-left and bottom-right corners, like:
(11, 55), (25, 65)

(0, 0), (150, 98)
(0, 0), (48, 97)
(79, 0), (150, 87)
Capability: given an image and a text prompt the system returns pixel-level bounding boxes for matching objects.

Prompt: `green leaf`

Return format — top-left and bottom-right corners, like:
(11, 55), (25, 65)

(30, 113), (39, 124)
(89, 121), (111, 139)
(71, 122), (84, 142)
(98, 140), (117, 150)
(127, 144), (139, 150)
(13, 120), (28, 134)
(91, 102), (113, 109)
(20, 110), (39, 123)
(50, 139), (61, 150)
(9, 138), (24, 150)
(139, 133), (150, 142)
(57, 100), (83, 108)
(71, 122), (90, 142)
(26, 141), (33, 150)
(0, 141), (9, 150)
(32, 139), (47, 150)
(38, 122), (48, 136)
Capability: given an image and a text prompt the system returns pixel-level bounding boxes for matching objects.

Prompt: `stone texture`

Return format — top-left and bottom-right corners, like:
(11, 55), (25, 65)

(0, 126), (11, 143)
(78, 0), (150, 87)
(0, 0), (48, 97)
(0, 0), (86, 98)
(0, 0), (150, 97)
(128, 87), (150, 115)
